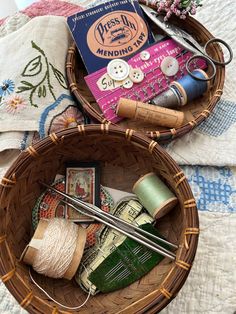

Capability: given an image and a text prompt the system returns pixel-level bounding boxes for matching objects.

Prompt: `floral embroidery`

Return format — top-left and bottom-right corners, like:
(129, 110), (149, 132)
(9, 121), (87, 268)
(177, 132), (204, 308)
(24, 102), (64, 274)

(39, 94), (74, 138)
(16, 41), (68, 108)
(0, 79), (15, 101)
(5, 94), (27, 114)
(49, 105), (85, 134)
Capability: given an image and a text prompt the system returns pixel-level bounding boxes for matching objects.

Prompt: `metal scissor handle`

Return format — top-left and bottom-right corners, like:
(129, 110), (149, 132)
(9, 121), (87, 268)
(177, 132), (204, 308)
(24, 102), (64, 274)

(203, 38), (233, 66)
(186, 54), (216, 81)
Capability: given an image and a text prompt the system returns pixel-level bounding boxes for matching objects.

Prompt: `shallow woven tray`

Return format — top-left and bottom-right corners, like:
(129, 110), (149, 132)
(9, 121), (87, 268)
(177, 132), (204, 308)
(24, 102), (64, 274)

(66, 3), (225, 143)
(0, 125), (199, 313)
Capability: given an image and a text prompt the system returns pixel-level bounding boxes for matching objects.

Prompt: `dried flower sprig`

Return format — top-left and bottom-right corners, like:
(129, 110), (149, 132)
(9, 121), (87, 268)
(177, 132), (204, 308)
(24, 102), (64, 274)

(155, 0), (203, 20)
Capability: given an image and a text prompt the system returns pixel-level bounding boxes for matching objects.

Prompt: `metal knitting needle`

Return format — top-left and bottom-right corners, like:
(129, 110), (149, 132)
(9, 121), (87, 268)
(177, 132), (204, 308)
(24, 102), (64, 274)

(67, 219), (95, 224)
(60, 193), (175, 260)
(40, 182), (176, 260)
(41, 182), (176, 258)
(62, 198), (176, 259)
(92, 202), (178, 250)
(43, 182), (177, 249)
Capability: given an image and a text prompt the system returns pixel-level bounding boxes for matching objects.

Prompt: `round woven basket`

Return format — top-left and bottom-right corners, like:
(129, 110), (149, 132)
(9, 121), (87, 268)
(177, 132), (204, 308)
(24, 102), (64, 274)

(0, 125), (199, 313)
(66, 4), (225, 143)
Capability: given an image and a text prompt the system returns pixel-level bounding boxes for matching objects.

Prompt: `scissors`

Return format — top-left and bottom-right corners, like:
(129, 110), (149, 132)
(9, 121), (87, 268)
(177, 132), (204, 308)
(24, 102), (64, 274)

(141, 5), (233, 81)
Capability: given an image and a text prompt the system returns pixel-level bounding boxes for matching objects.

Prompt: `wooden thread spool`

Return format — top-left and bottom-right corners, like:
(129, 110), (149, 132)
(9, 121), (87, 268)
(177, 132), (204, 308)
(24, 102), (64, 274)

(21, 218), (87, 280)
(116, 98), (184, 128)
(133, 173), (178, 219)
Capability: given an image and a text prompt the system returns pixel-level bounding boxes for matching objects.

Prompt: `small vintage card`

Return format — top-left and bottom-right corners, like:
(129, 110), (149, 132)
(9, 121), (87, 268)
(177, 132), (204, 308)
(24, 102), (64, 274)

(66, 162), (101, 220)
(67, 0), (154, 73)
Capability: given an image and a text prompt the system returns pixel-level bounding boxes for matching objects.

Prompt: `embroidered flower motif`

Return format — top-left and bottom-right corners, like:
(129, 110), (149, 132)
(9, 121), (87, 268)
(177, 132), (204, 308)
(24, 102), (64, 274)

(5, 95), (27, 114)
(0, 79), (15, 97)
(49, 106), (84, 133)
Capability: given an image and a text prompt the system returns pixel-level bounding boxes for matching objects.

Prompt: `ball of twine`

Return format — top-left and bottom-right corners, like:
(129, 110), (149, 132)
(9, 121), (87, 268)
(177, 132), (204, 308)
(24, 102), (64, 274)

(32, 218), (79, 278)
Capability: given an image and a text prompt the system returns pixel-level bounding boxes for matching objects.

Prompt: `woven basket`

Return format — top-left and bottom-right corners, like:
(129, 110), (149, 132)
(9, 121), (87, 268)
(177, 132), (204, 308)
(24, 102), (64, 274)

(66, 3), (225, 143)
(0, 125), (199, 313)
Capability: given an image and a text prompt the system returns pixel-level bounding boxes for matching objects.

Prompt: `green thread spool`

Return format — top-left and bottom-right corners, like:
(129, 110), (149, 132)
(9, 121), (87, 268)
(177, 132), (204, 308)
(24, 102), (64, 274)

(133, 173), (178, 219)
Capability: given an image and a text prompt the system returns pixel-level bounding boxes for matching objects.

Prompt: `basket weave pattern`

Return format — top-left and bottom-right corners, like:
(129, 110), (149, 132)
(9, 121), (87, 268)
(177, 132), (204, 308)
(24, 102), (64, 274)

(66, 5), (225, 143)
(0, 125), (199, 313)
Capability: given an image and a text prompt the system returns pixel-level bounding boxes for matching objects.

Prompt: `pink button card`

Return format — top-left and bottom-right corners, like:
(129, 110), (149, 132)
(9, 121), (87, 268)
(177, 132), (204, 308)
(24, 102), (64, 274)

(85, 38), (207, 123)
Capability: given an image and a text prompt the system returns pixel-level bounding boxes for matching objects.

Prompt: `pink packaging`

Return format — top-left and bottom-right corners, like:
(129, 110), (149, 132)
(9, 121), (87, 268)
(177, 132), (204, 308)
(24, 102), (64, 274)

(85, 38), (206, 123)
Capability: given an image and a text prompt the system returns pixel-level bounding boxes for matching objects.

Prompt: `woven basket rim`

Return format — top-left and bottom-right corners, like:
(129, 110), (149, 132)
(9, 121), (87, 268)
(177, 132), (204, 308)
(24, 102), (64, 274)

(66, 11), (225, 143)
(0, 125), (199, 313)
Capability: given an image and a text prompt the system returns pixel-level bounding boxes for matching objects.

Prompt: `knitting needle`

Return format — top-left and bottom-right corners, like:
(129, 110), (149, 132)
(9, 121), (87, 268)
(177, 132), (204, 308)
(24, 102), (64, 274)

(41, 182), (176, 259)
(40, 182), (176, 260)
(67, 219), (95, 224)
(91, 202), (178, 250)
(62, 197), (176, 259)
(43, 182), (177, 249)
(59, 193), (175, 260)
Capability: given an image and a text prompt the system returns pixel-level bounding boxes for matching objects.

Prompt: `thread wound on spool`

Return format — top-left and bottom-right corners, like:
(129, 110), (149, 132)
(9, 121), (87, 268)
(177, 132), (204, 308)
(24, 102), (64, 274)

(21, 218), (86, 280)
(133, 173), (178, 219)
(151, 69), (209, 108)
(170, 69), (209, 105)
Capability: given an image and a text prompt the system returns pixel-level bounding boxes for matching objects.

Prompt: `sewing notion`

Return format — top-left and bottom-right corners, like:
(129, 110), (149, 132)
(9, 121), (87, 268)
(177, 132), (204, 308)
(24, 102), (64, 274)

(151, 69), (209, 108)
(133, 172), (178, 219)
(117, 97), (185, 127)
(67, 0), (154, 73)
(21, 218), (87, 280)
(65, 162), (101, 219)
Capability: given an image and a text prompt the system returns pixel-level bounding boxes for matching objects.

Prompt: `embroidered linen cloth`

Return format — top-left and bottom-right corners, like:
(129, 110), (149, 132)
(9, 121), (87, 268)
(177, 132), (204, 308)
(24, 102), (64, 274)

(0, 16), (83, 137)
(0, 0), (84, 153)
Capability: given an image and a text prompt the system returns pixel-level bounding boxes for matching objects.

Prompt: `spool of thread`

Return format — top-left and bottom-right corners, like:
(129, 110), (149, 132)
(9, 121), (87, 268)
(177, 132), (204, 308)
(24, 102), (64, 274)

(21, 218), (87, 280)
(151, 69), (210, 108)
(133, 173), (178, 219)
(116, 98), (184, 128)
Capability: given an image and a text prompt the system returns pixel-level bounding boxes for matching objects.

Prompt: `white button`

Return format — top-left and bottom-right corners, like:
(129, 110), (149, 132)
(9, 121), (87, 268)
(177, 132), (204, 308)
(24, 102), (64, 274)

(160, 56), (179, 76)
(129, 67), (144, 83)
(107, 59), (130, 81)
(122, 78), (133, 89)
(140, 50), (150, 61)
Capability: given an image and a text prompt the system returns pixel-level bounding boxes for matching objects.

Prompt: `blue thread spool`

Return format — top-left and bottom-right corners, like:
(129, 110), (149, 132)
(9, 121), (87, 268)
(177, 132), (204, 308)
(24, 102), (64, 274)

(171, 69), (209, 106)
(151, 69), (209, 108)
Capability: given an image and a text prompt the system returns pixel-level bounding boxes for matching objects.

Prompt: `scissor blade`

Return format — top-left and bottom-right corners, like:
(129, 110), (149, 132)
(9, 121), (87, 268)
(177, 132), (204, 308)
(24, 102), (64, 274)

(140, 4), (168, 32)
(140, 4), (201, 55)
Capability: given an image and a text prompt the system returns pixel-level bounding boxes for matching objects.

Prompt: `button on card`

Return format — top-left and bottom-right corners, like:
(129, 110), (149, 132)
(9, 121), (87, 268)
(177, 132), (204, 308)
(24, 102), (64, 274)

(129, 68), (144, 83)
(160, 56), (179, 76)
(140, 50), (150, 61)
(122, 78), (134, 89)
(107, 59), (130, 81)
